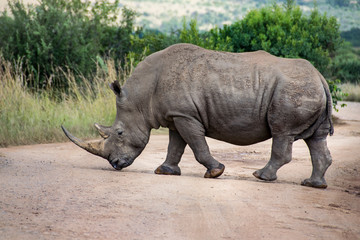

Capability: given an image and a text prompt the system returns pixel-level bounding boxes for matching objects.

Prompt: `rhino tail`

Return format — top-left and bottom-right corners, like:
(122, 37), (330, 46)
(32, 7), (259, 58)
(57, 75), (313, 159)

(294, 74), (334, 141)
(319, 73), (334, 136)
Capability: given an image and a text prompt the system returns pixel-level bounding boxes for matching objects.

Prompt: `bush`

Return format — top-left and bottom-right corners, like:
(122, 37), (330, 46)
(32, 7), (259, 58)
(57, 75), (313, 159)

(179, 18), (232, 51)
(341, 28), (360, 47)
(130, 28), (179, 62)
(0, 0), (135, 90)
(219, 2), (342, 75)
(330, 42), (360, 84)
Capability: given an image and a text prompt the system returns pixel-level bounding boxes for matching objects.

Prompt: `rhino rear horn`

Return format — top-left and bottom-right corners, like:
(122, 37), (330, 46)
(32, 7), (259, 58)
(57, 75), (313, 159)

(94, 123), (111, 139)
(61, 126), (107, 159)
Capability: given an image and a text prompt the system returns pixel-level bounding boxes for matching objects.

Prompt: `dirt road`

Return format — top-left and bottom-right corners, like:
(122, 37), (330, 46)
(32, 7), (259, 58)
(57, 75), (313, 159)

(1, 102), (359, 240)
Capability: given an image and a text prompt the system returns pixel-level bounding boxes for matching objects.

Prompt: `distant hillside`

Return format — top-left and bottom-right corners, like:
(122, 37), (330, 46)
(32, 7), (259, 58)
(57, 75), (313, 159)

(120, 0), (360, 32)
(1, 0), (358, 32)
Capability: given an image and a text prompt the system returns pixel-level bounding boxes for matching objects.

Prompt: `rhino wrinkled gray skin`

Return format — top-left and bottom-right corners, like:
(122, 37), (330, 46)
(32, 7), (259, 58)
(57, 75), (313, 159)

(62, 43), (334, 188)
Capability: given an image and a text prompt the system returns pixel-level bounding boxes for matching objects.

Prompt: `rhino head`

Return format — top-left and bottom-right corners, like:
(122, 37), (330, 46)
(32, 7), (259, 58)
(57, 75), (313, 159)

(62, 81), (150, 170)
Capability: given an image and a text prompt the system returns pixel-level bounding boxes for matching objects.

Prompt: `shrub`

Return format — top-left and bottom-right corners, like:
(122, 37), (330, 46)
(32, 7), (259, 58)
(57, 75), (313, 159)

(341, 28), (360, 47)
(219, 2), (342, 75)
(0, 0), (135, 90)
(330, 42), (360, 84)
(179, 18), (233, 52)
(130, 28), (179, 60)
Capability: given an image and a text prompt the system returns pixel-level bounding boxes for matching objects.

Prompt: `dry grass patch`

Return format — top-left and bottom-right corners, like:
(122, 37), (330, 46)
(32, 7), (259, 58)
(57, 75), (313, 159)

(0, 59), (120, 147)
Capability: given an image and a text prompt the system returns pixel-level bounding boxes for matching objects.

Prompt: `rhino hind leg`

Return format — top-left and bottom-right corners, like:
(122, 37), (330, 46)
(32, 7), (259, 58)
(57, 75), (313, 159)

(301, 122), (332, 188)
(155, 129), (186, 176)
(253, 136), (294, 181)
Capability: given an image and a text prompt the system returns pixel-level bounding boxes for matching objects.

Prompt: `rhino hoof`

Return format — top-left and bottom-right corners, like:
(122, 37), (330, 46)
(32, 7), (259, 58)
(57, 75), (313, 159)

(154, 165), (181, 175)
(253, 169), (277, 181)
(204, 163), (225, 178)
(301, 178), (327, 189)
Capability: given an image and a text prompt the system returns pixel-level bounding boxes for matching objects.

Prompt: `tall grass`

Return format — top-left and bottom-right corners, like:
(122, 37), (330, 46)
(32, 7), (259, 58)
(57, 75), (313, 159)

(0, 58), (130, 147)
(341, 83), (360, 102)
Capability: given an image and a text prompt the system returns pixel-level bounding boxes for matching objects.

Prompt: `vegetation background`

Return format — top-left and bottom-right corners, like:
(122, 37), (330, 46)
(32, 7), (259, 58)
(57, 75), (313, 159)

(0, 0), (359, 146)
(121, 0), (360, 32)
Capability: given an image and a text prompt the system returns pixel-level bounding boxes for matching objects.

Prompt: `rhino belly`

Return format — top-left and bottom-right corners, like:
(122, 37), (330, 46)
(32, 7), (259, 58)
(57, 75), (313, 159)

(206, 119), (272, 146)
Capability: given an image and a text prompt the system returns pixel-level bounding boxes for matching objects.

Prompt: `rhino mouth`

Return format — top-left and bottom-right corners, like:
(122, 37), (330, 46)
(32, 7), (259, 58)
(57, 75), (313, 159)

(109, 158), (132, 170)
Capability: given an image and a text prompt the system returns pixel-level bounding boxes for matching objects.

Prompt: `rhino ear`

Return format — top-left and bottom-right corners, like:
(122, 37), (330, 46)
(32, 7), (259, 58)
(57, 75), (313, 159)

(109, 81), (121, 96)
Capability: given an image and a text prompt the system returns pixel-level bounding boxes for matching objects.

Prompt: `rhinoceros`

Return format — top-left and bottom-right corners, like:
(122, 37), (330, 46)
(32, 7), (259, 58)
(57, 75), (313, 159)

(62, 43), (334, 188)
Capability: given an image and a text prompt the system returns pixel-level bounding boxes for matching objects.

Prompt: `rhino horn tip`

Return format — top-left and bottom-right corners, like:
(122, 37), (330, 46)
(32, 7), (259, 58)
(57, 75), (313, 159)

(61, 126), (82, 146)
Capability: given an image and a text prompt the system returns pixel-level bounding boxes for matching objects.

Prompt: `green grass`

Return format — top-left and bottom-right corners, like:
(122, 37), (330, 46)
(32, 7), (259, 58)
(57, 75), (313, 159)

(0, 59), (120, 147)
(341, 83), (360, 102)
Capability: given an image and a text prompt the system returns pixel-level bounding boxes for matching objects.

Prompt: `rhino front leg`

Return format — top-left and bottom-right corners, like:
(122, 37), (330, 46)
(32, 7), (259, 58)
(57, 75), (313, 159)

(253, 136), (294, 181)
(172, 117), (225, 178)
(155, 129), (186, 175)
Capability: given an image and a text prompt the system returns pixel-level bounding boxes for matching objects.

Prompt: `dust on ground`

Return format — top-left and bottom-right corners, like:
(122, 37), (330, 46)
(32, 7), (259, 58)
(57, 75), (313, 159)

(0, 102), (359, 239)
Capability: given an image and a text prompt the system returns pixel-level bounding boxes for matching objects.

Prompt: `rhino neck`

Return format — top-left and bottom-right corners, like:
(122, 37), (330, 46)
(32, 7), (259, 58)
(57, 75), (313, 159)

(138, 99), (162, 131)
(122, 58), (163, 131)
(120, 85), (161, 132)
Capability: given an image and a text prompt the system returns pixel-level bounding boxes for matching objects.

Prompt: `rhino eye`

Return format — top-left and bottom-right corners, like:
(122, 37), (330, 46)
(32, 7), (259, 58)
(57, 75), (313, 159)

(117, 130), (123, 136)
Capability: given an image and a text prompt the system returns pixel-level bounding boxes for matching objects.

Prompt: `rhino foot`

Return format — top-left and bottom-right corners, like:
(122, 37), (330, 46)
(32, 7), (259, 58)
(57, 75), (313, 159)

(301, 178), (328, 189)
(253, 169), (277, 181)
(154, 165), (181, 176)
(204, 163), (225, 178)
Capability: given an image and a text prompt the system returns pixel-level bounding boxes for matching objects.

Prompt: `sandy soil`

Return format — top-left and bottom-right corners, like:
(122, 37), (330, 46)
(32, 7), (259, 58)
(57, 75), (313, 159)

(0, 102), (359, 240)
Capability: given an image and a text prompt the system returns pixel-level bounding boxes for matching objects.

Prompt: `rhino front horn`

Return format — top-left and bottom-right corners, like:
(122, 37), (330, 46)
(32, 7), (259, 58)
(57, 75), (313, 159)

(61, 126), (107, 159)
